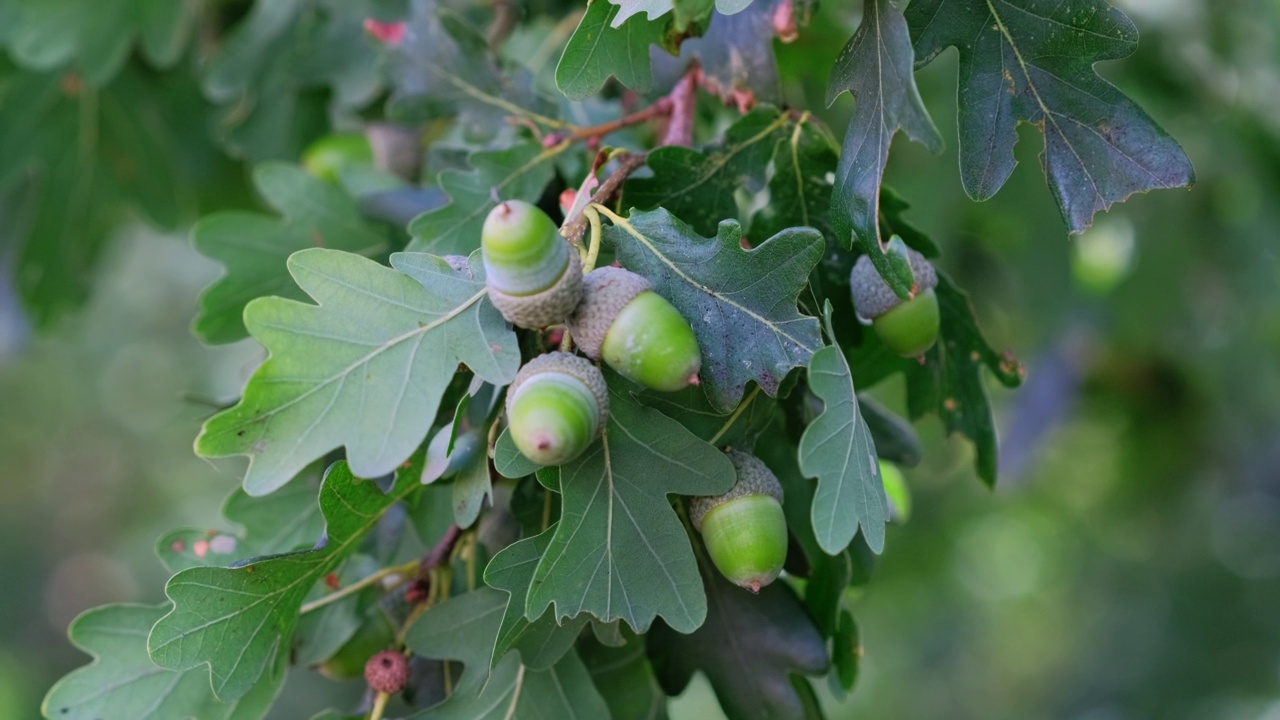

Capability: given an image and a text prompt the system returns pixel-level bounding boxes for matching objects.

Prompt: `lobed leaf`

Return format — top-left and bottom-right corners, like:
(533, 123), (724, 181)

(525, 379), (736, 633)
(906, 0), (1195, 234)
(604, 207), (824, 412)
(148, 461), (418, 701)
(195, 248), (518, 495)
(43, 604), (283, 720)
(825, 0), (942, 296)
(484, 529), (590, 670)
(557, 0), (674, 100)
(193, 163), (390, 344)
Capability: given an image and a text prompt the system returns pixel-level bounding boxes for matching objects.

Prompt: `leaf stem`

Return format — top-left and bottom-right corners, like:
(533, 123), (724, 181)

(299, 558), (420, 615)
(561, 152), (648, 244)
(368, 690), (390, 720)
(583, 205), (604, 274)
(708, 386), (762, 447)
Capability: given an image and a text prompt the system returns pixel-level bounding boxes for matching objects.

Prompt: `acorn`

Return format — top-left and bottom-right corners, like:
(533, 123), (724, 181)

(301, 132), (373, 183)
(689, 450), (788, 593)
(567, 267), (701, 392)
(505, 352), (609, 466)
(482, 200), (583, 329)
(849, 248), (940, 357)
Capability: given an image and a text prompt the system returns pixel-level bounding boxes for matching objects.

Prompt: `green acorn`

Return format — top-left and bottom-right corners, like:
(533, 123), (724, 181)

(505, 352), (608, 466)
(302, 132), (374, 183)
(567, 267), (701, 392)
(849, 249), (940, 357)
(690, 450), (788, 593)
(482, 200), (583, 329)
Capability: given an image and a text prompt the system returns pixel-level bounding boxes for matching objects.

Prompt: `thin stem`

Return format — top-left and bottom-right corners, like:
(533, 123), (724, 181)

(565, 102), (671, 143)
(583, 206), (604, 274)
(368, 691), (390, 720)
(561, 152), (648, 244)
(299, 559), (419, 615)
(708, 386), (762, 447)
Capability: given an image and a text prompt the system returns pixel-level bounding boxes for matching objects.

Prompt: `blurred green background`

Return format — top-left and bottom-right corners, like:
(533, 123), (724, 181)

(2, 0), (1278, 718)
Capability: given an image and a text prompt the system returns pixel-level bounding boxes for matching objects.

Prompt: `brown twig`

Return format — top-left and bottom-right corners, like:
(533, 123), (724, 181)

(661, 66), (701, 147)
(561, 152), (649, 244)
(420, 524), (463, 576)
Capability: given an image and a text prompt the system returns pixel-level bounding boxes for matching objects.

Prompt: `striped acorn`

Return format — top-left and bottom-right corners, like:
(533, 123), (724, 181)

(505, 352), (609, 466)
(690, 450), (788, 593)
(567, 267), (701, 392)
(482, 200), (583, 329)
(849, 249), (940, 358)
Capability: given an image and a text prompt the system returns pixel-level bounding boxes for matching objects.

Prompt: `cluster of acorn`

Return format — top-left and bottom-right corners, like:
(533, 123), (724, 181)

(481, 200), (790, 593)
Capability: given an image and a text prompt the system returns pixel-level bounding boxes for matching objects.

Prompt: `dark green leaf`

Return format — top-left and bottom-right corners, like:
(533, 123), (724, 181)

(825, 0), (941, 273)
(193, 163), (391, 344)
(408, 142), (562, 255)
(404, 588), (610, 719)
(748, 114), (840, 242)
(652, 0), (785, 105)
(906, 0), (1195, 234)
(557, 0), (674, 100)
(195, 249), (519, 495)
(580, 631), (670, 720)
(858, 395), (922, 467)
(831, 609), (859, 691)
(631, 383), (779, 449)
(147, 461), (419, 701)
(42, 604), (284, 720)
(526, 378), (735, 633)
(605, 207), (823, 412)
(624, 108), (797, 237)
(851, 274), (1025, 486)
(648, 563), (829, 720)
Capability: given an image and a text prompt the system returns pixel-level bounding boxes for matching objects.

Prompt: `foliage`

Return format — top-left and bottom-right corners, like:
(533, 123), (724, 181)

(8, 0), (1197, 717)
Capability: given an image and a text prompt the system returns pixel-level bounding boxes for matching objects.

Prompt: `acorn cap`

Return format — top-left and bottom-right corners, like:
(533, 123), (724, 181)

(850, 249), (938, 319)
(566, 267), (651, 359)
(689, 449), (785, 531)
(487, 249), (583, 329)
(506, 351), (609, 424)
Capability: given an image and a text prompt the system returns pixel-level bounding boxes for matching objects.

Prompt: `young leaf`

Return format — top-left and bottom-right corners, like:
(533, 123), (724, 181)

(825, 0), (941, 266)
(195, 249), (518, 496)
(648, 566), (829, 720)
(557, 0), (673, 100)
(157, 473), (324, 572)
(484, 528), (590, 670)
(852, 273), (1025, 486)
(624, 108), (797, 237)
(407, 142), (562, 255)
(906, 0), (1195, 234)
(798, 308), (889, 554)
(526, 379), (736, 633)
(193, 163), (390, 344)
(43, 604), (284, 720)
(604, 207), (824, 412)
(404, 588), (610, 719)
(147, 461), (419, 701)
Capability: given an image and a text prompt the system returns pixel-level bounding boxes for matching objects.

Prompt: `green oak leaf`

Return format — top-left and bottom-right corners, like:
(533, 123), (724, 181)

(148, 461), (418, 701)
(624, 107), (797, 237)
(906, 0), (1195, 234)
(825, 0), (942, 298)
(798, 306), (889, 554)
(851, 273), (1025, 486)
(0, 63), (209, 327)
(580, 631), (670, 720)
(557, 0), (674, 100)
(404, 588), (610, 719)
(484, 528), (590, 670)
(42, 604), (283, 720)
(2, 0), (193, 85)
(157, 469), (324, 573)
(631, 382), (779, 449)
(831, 609), (860, 692)
(648, 559), (829, 720)
(195, 248), (519, 496)
(858, 394), (923, 467)
(407, 141), (561, 255)
(748, 113), (840, 242)
(526, 378), (735, 633)
(193, 163), (391, 344)
(604, 207), (823, 412)
(651, 0), (783, 105)
(202, 0), (386, 160)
